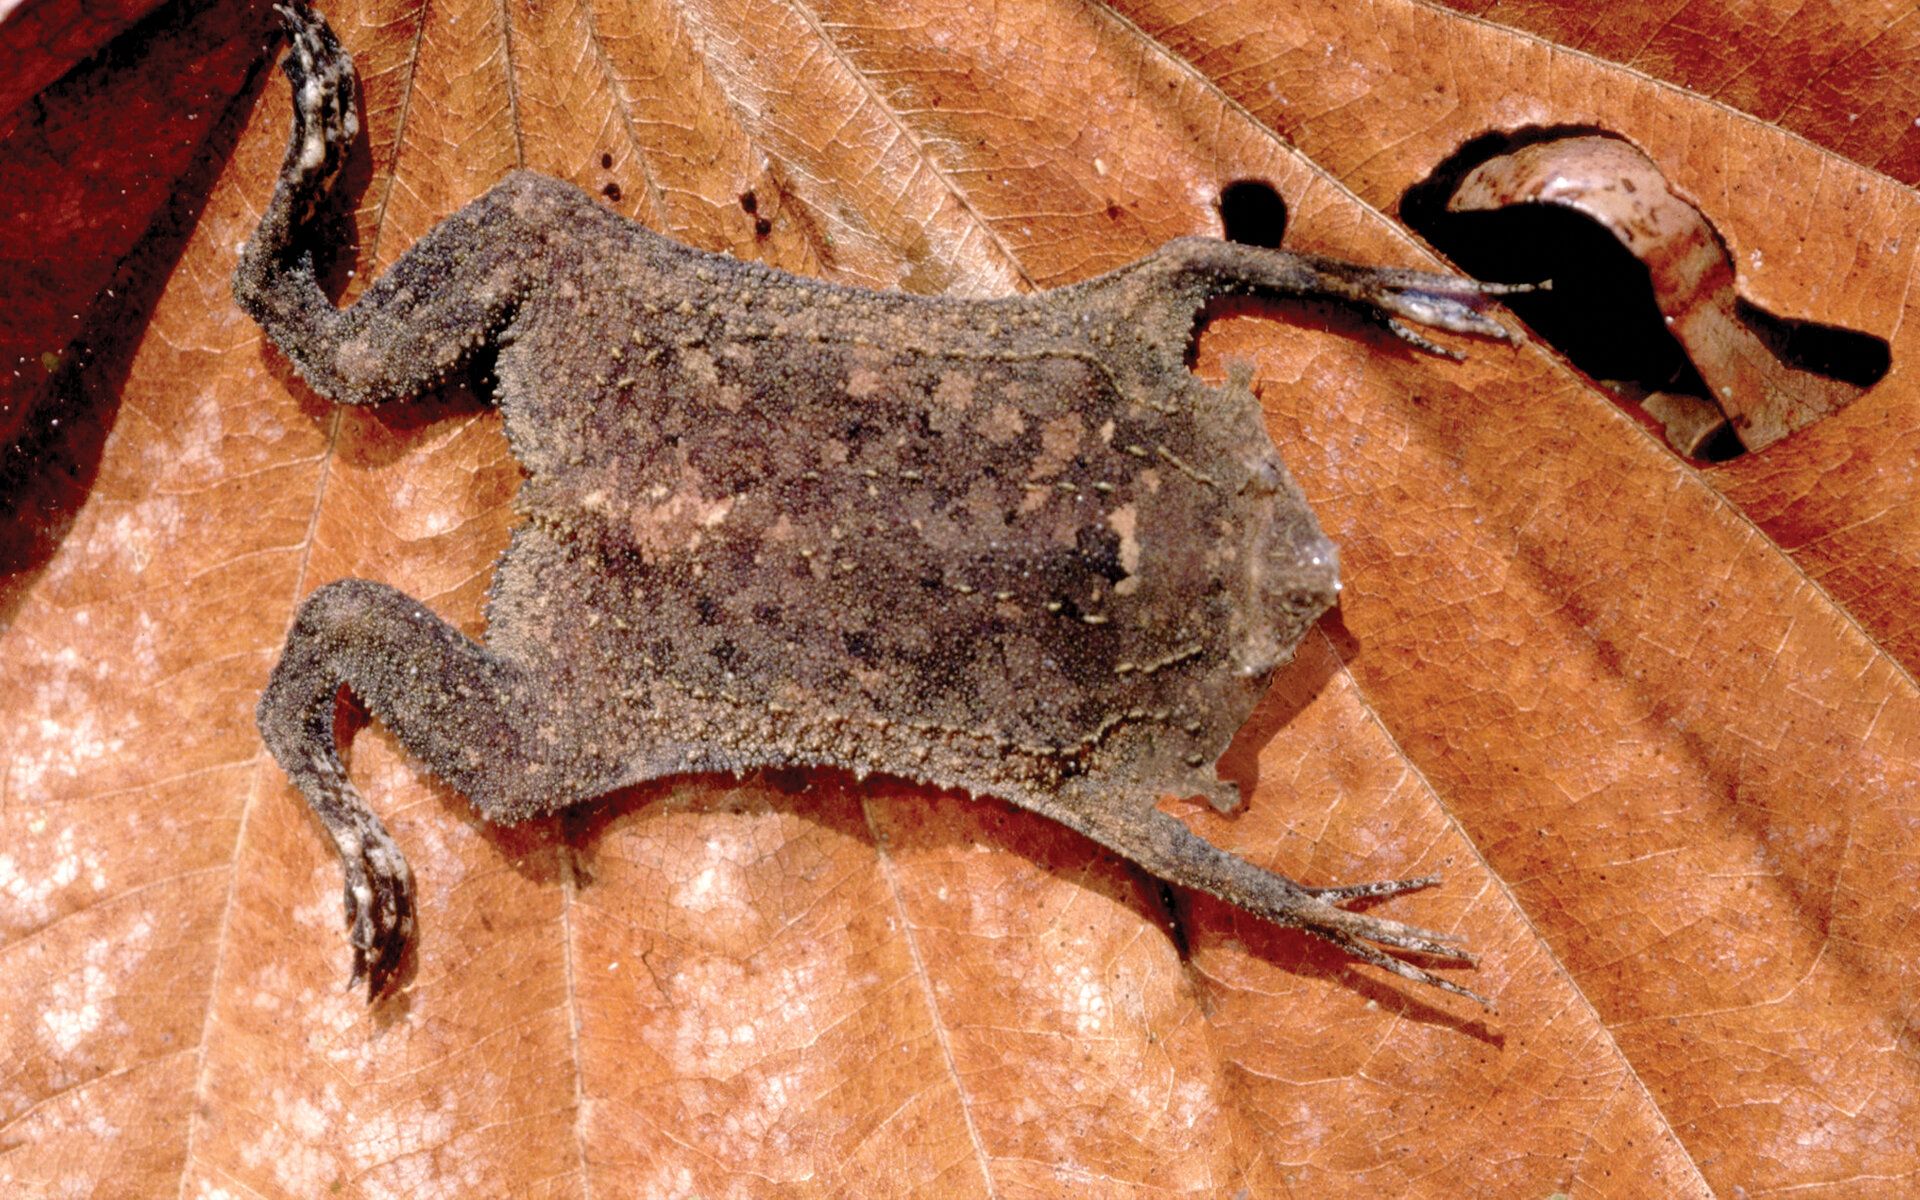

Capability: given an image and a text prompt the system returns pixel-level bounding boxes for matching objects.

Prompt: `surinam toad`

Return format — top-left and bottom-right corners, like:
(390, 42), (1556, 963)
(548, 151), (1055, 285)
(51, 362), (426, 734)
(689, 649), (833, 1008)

(240, 3), (1526, 1004)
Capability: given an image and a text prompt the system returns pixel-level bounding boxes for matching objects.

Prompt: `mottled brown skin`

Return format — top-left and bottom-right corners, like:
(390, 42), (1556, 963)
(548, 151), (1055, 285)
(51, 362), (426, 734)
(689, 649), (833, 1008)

(242, 4), (1519, 1005)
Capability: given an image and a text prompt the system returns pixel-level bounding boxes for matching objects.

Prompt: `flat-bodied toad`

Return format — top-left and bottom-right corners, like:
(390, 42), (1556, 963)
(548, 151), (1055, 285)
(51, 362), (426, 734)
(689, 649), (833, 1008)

(240, 2), (1525, 1004)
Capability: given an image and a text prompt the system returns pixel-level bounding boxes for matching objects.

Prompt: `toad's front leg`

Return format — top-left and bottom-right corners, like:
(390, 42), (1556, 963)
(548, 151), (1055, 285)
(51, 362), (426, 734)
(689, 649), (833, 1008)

(258, 580), (569, 998)
(1105, 234), (1540, 361)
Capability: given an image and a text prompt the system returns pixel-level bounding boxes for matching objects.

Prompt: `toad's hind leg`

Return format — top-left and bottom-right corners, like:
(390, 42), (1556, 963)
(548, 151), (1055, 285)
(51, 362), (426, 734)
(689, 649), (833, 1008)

(1045, 795), (1488, 1006)
(234, 2), (541, 407)
(258, 579), (563, 998)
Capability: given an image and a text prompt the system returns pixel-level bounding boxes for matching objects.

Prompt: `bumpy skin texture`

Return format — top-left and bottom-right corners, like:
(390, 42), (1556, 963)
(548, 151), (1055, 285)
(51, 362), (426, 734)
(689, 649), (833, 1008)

(241, 4), (1520, 1003)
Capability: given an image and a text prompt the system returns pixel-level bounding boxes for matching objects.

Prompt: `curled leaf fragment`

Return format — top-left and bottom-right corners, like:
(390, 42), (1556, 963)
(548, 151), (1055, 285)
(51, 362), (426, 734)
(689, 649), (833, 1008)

(1448, 135), (1886, 453)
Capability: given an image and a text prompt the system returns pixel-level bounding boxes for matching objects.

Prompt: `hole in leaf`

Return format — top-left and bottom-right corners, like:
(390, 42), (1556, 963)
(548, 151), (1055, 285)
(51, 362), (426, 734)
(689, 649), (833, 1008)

(1402, 129), (1889, 459)
(1217, 179), (1288, 248)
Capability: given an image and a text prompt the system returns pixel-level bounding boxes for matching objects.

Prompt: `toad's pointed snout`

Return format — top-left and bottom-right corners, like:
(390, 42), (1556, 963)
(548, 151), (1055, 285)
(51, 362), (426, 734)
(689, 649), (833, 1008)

(1237, 517), (1341, 678)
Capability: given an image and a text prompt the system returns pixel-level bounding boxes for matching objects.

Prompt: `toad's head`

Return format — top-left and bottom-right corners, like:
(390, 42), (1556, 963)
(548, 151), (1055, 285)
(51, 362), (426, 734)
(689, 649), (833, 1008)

(1236, 452), (1341, 679)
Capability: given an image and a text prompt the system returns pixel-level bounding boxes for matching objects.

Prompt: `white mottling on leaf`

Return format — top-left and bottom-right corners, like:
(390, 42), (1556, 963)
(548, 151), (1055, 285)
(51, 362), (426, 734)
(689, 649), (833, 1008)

(239, 1086), (345, 1195)
(1067, 964), (1109, 1036)
(95, 495), (184, 576)
(0, 826), (106, 926)
(40, 914), (149, 1058)
(351, 1100), (488, 1200)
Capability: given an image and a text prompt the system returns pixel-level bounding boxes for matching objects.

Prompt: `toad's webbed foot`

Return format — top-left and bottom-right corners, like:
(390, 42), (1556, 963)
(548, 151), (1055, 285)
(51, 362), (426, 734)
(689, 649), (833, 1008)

(1292, 877), (1486, 1005)
(235, 2), (541, 407)
(1289, 253), (1544, 356)
(1202, 840), (1487, 1007)
(324, 778), (415, 996)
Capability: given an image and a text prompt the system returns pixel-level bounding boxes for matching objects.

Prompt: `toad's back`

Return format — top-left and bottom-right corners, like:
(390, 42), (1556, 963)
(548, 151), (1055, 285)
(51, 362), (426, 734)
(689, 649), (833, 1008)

(479, 231), (1307, 799)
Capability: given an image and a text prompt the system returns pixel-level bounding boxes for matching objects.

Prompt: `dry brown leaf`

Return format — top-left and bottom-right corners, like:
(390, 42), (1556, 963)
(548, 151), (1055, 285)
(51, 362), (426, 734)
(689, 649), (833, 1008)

(4, 0), (1916, 1196)
(1429, 0), (1920, 187)
(0, 0), (174, 138)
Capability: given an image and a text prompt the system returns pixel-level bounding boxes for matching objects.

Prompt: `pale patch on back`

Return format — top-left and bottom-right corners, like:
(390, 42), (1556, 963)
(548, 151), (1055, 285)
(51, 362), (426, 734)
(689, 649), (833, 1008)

(631, 487), (735, 563)
(1107, 503), (1141, 596)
